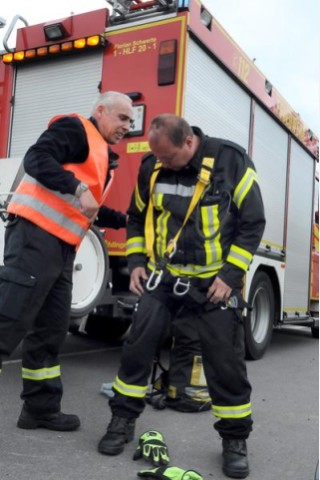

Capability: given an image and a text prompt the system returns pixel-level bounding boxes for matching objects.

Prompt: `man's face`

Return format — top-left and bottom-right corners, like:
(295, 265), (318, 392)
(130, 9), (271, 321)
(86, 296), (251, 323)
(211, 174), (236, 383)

(148, 131), (193, 170)
(96, 99), (133, 144)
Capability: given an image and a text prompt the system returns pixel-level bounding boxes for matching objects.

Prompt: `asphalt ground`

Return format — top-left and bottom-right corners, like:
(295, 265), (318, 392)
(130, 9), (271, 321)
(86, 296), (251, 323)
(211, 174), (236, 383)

(0, 326), (318, 480)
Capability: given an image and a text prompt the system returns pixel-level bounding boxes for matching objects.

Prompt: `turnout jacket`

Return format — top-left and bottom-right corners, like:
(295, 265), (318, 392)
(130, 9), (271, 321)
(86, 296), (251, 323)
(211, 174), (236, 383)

(126, 127), (265, 289)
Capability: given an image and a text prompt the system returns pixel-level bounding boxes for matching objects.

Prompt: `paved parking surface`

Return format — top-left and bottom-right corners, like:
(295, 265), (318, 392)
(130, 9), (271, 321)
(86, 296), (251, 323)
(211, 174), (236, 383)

(0, 327), (318, 480)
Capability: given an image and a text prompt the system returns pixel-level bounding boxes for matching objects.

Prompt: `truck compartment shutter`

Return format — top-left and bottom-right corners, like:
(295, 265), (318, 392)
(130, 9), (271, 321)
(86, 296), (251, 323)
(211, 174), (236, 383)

(251, 104), (288, 251)
(9, 52), (103, 157)
(183, 38), (251, 150)
(283, 140), (314, 315)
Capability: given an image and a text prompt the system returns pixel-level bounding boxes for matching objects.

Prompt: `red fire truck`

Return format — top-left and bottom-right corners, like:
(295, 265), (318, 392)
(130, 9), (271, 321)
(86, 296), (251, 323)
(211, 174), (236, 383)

(0, 0), (318, 359)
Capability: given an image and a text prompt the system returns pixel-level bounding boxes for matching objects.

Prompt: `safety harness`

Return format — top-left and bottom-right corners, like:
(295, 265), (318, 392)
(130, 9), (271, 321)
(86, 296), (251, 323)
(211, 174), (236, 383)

(144, 139), (219, 292)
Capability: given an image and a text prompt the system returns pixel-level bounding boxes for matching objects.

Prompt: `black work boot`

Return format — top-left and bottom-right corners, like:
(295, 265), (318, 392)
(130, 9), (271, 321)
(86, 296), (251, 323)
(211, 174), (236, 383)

(17, 405), (80, 431)
(222, 439), (249, 478)
(98, 415), (135, 455)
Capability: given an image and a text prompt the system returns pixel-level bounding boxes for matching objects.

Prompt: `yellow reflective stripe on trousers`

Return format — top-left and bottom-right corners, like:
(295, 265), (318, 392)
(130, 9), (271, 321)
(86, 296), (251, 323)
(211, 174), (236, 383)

(227, 244), (253, 271)
(212, 402), (252, 419)
(233, 168), (258, 209)
(126, 236), (146, 255)
(113, 375), (148, 398)
(22, 365), (61, 381)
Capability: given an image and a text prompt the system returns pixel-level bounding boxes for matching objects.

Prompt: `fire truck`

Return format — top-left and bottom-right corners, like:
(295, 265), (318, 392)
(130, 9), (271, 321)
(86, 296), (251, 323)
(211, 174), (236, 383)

(0, 0), (318, 359)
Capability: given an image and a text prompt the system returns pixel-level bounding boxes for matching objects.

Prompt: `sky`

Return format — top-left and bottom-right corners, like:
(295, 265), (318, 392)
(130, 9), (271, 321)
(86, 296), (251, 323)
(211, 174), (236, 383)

(0, 0), (319, 134)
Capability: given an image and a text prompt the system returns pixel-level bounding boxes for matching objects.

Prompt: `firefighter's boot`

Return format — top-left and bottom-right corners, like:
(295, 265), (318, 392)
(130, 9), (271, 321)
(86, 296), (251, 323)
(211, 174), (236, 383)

(17, 405), (80, 431)
(98, 415), (135, 455)
(222, 439), (249, 478)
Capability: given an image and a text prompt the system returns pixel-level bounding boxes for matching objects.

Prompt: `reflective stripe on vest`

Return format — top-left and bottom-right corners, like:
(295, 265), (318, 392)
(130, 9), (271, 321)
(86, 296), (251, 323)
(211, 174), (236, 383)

(8, 114), (109, 246)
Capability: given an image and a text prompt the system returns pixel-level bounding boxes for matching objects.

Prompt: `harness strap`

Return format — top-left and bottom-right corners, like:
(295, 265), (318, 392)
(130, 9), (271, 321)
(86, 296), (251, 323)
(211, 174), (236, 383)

(145, 155), (215, 261)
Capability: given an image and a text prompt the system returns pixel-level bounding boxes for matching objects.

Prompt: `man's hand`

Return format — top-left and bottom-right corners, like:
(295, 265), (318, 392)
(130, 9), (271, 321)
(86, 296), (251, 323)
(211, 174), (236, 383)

(78, 189), (100, 222)
(207, 276), (232, 304)
(130, 267), (148, 296)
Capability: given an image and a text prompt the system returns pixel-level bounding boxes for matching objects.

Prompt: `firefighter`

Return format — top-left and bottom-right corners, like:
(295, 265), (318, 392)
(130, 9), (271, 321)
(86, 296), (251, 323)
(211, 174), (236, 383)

(97, 114), (265, 479)
(0, 91), (133, 432)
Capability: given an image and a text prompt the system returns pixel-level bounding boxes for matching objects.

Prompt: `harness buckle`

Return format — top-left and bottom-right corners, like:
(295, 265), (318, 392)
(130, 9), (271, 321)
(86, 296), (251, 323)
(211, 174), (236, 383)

(173, 277), (191, 296)
(146, 269), (164, 291)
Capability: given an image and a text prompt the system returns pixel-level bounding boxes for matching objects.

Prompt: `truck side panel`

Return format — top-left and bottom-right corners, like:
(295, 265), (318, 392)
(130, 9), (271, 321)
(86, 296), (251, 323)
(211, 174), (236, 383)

(101, 15), (188, 254)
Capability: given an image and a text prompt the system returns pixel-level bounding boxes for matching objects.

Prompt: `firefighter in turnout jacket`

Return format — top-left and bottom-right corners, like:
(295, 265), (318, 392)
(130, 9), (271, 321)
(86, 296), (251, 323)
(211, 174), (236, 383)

(0, 91), (133, 432)
(98, 114), (265, 479)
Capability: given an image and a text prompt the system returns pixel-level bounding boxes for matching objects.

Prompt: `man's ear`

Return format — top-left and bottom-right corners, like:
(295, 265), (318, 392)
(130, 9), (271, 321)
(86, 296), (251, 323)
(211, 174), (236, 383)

(185, 135), (193, 149)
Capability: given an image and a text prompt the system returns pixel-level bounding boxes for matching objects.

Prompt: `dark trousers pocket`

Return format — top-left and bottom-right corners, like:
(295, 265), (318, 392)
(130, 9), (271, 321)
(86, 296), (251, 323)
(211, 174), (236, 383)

(0, 266), (36, 320)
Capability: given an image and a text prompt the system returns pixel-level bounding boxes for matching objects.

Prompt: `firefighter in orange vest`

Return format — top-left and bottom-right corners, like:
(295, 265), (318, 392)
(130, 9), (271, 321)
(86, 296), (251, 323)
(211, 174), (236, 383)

(0, 91), (133, 432)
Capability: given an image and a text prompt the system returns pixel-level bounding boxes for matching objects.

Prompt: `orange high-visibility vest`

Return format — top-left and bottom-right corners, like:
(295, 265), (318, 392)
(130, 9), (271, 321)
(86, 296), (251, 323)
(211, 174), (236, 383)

(8, 114), (109, 246)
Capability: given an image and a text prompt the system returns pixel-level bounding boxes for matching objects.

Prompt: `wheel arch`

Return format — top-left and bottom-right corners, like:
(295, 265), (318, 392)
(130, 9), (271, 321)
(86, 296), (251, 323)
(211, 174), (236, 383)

(254, 265), (281, 326)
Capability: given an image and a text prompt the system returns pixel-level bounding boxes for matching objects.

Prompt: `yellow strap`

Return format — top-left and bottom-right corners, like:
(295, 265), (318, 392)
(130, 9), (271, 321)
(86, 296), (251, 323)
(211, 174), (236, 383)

(145, 157), (215, 259)
(145, 163), (162, 258)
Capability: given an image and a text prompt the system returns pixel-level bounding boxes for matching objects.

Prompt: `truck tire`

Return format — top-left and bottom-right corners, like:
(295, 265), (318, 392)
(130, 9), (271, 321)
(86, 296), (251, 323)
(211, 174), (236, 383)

(70, 226), (109, 319)
(244, 271), (274, 360)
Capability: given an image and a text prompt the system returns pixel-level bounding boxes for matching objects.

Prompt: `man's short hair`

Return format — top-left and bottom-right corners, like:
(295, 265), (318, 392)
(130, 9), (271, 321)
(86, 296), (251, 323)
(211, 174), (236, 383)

(149, 114), (193, 147)
(91, 91), (132, 115)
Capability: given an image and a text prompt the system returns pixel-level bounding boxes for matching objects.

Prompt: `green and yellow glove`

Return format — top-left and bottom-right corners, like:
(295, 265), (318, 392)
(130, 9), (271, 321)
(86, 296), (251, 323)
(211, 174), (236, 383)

(133, 430), (170, 466)
(137, 466), (203, 480)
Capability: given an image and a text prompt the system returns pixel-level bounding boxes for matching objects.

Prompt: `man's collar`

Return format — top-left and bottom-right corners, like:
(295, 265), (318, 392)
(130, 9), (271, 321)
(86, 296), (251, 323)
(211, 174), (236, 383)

(189, 126), (206, 171)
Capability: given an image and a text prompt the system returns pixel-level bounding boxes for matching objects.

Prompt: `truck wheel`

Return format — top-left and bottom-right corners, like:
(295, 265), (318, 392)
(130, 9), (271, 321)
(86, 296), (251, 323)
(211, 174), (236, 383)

(70, 226), (108, 319)
(311, 326), (319, 339)
(244, 271), (274, 360)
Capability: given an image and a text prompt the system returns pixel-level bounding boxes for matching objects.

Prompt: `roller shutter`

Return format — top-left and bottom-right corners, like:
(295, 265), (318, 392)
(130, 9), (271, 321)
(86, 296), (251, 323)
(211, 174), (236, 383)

(283, 140), (314, 315)
(251, 104), (288, 252)
(9, 51), (103, 157)
(183, 38), (251, 151)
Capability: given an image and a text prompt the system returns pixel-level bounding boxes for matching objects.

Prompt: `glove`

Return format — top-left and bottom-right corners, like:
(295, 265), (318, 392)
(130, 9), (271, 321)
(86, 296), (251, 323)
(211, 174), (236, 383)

(133, 430), (170, 466)
(137, 466), (203, 480)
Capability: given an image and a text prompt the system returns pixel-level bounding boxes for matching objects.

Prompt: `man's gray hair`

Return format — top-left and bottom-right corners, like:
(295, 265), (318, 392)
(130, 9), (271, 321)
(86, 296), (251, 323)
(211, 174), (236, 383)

(91, 91), (132, 114)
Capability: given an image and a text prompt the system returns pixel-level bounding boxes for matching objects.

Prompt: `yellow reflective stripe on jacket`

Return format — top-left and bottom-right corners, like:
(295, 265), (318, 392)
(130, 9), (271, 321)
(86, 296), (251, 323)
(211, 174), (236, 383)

(135, 183), (145, 212)
(212, 402), (252, 419)
(113, 375), (148, 398)
(233, 168), (258, 209)
(148, 259), (223, 277)
(126, 237), (146, 255)
(156, 210), (170, 257)
(201, 204), (222, 264)
(227, 244), (253, 271)
(22, 365), (61, 381)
